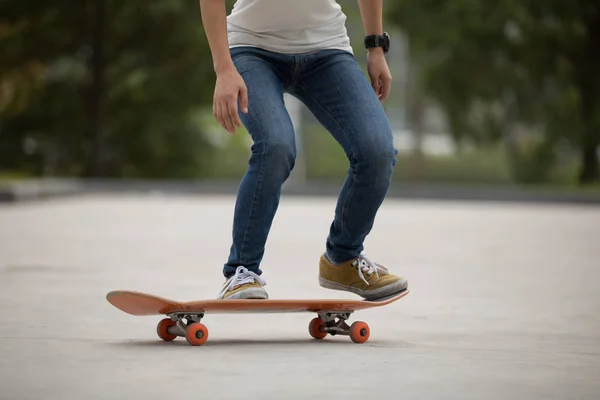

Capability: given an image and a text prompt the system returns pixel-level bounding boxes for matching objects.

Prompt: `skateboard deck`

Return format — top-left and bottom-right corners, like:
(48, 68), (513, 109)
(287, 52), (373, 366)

(106, 289), (409, 346)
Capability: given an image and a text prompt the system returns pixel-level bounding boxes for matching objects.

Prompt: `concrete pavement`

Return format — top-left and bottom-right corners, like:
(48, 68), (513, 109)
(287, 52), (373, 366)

(0, 195), (599, 399)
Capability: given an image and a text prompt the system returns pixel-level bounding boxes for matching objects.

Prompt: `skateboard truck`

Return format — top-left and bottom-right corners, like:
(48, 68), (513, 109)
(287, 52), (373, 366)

(156, 310), (370, 345)
(318, 311), (352, 336)
(310, 311), (370, 343)
(155, 312), (209, 346)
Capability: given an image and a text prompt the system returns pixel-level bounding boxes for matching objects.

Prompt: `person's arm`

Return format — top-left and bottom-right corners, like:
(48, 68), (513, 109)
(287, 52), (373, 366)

(357, 0), (384, 38)
(199, 0), (248, 133)
(357, 0), (392, 101)
(199, 0), (235, 74)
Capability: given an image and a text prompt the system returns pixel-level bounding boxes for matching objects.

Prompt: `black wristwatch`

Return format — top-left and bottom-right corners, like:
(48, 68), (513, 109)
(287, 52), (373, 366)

(364, 32), (390, 54)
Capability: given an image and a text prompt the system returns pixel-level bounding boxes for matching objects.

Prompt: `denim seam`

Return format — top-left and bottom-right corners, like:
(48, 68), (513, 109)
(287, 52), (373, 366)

(295, 83), (357, 244)
(238, 105), (266, 265)
(233, 49), (290, 84)
(238, 57), (279, 77)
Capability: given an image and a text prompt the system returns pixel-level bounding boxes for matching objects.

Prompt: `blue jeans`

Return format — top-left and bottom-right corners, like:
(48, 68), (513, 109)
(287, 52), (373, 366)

(223, 46), (397, 277)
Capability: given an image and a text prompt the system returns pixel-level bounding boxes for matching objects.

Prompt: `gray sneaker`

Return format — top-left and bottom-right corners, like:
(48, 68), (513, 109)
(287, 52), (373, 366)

(217, 266), (268, 299)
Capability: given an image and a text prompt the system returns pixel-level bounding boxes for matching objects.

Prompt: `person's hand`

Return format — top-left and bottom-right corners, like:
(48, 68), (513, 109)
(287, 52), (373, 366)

(213, 66), (249, 133)
(367, 49), (392, 102)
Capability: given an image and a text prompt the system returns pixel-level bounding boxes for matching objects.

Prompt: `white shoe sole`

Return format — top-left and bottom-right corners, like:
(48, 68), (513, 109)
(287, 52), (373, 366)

(319, 277), (408, 301)
(223, 287), (269, 300)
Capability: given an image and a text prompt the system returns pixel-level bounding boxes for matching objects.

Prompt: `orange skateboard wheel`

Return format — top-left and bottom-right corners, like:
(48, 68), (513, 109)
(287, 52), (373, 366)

(156, 318), (177, 341)
(308, 317), (328, 340)
(185, 323), (209, 346)
(349, 321), (370, 343)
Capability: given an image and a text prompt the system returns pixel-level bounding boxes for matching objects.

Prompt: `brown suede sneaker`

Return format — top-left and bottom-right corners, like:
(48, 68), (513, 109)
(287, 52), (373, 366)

(318, 253), (408, 300)
(218, 266), (268, 300)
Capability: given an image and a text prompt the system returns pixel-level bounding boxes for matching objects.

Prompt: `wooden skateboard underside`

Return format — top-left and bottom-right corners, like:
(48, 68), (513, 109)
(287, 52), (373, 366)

(106, 289), (409, 316)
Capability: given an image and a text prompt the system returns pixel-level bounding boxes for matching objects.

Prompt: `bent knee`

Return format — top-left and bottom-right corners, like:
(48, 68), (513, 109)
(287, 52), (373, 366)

(254, 140), (297, 172)
(352, 142), (397, 173)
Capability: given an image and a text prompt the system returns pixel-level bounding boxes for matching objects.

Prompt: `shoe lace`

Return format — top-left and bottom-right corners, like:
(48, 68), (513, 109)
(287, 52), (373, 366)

(218, 266), (266, 299)
(352, 253), (389, 285)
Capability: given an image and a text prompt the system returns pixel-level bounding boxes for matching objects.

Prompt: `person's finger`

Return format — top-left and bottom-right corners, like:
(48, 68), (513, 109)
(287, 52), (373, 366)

(213, 100), (219, 125)
(223, 96), (237, 133)
(374, 78), (383, 99)
(370, 74), (379, 94)
(216, 101), (230, 132)
(380, 76), (392, 102)
(239, 85), (249, 115)
(228, 96), (242, 130)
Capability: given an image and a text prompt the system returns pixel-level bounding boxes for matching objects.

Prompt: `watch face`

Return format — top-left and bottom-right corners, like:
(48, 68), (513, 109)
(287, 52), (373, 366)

(382, 32), (390, 52)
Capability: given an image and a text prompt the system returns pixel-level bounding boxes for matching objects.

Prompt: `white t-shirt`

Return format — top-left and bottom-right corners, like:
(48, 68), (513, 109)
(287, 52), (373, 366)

(227, 0), (353, 54)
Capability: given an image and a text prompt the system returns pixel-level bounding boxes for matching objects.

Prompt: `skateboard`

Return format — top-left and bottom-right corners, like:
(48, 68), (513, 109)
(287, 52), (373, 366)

(106, 289), (409, 346)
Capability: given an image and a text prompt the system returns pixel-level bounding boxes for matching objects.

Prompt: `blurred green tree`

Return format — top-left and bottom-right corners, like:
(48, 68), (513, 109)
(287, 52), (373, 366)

(1, 0), (219, 178)
(387, 0), (600, 184)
